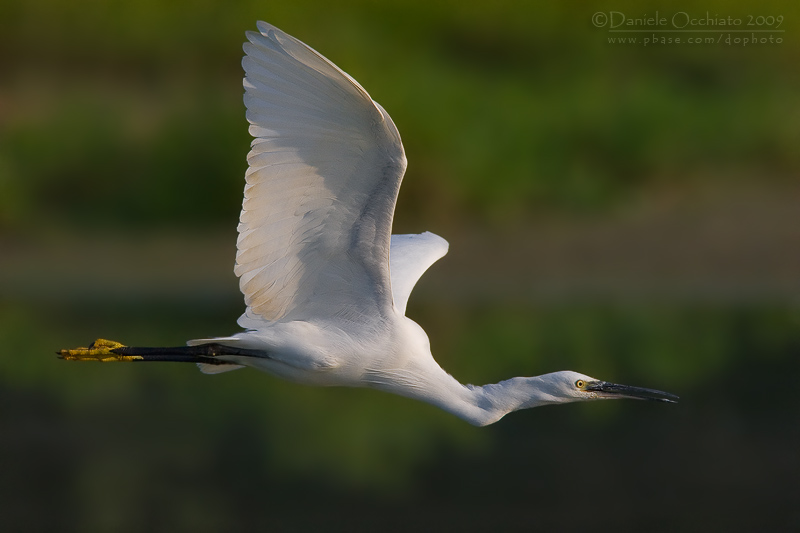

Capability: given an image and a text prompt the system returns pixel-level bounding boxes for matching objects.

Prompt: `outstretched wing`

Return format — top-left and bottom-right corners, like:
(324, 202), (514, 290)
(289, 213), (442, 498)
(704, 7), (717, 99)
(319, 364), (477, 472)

(389, 232), (449, 315)
(237, 22), (406, 325)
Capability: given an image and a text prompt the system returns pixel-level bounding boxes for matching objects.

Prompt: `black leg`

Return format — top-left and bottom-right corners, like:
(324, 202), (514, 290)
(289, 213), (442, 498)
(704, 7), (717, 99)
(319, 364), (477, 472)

(59, 339), (269, 364)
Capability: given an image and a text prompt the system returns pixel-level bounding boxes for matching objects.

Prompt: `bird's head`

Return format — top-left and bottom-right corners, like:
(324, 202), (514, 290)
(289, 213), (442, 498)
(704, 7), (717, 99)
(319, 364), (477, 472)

(545, 371), (678, 403)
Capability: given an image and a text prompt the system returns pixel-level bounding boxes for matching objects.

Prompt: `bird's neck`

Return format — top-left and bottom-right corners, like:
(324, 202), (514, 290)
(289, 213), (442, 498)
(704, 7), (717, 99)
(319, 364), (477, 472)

(472, 375), (572, 423)
(368, 359), (566, 426)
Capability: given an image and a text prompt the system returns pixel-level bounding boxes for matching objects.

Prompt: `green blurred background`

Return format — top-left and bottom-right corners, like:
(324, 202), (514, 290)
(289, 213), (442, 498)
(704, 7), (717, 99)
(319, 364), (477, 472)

(2, 0), (799, 530)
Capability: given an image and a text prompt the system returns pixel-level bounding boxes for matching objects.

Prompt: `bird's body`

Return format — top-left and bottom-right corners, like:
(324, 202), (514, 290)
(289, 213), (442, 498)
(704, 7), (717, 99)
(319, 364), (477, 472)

(197, 316), (612, 427)
(59, 22), (677, 425)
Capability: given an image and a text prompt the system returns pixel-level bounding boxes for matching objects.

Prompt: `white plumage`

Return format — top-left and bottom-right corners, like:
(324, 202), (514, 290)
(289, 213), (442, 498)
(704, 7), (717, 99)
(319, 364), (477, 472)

(235, 22), (404, 325)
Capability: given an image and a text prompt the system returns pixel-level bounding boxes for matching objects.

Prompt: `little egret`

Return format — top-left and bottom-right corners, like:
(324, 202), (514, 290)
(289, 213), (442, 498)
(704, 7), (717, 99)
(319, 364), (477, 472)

(60, 22), (677, 426)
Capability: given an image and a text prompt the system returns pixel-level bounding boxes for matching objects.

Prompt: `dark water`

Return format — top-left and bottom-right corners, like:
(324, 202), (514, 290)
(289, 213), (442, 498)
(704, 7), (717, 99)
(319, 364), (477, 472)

(1, 296), (797, 531)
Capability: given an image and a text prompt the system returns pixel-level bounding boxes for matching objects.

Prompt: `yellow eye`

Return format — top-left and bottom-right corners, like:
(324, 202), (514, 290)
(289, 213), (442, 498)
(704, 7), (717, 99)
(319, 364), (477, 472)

(575, 380), (586, 389)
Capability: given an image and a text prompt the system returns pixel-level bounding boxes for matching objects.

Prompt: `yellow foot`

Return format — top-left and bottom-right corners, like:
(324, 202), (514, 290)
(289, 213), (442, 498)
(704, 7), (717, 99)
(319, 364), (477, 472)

(58, 339), (141, 362)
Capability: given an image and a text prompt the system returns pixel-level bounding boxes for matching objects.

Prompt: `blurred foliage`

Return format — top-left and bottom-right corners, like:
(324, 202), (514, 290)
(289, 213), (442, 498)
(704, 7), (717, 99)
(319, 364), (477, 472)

(1, 0), (798, 231)
(1, 0), (799, 529)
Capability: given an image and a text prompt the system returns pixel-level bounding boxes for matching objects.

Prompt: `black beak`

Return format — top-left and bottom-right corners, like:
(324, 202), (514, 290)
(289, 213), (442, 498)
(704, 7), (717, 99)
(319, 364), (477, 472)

(585, 381), (679, 403)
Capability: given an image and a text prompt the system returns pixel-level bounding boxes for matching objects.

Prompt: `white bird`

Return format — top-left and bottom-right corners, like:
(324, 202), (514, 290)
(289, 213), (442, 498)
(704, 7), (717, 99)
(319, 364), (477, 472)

(59, 21), (677, 426)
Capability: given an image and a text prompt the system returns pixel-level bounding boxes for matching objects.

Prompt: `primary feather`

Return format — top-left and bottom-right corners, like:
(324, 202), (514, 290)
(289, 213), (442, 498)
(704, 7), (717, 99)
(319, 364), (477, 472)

(236, 21), (407, 326)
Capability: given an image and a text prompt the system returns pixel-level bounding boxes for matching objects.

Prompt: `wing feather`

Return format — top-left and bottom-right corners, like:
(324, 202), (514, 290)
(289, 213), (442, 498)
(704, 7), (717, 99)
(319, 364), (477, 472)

(236, 22), (406, 325)
(389, 233), (449, 315)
